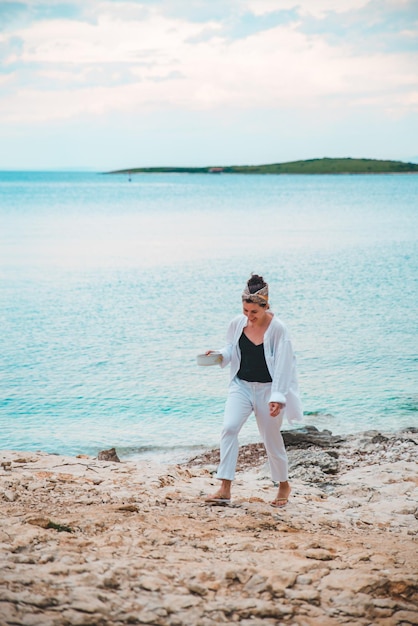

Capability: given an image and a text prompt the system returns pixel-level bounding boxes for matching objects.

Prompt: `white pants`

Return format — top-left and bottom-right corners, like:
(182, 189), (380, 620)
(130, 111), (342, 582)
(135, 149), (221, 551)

(216, 377), (288, 483)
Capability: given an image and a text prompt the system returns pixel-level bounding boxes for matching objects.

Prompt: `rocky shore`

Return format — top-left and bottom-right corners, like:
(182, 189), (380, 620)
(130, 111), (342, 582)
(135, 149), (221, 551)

(0, 426), (417, 626)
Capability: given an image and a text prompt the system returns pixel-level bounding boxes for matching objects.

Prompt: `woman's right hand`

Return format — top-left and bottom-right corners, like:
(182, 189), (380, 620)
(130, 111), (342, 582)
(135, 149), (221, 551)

(205, 350), (223, 363)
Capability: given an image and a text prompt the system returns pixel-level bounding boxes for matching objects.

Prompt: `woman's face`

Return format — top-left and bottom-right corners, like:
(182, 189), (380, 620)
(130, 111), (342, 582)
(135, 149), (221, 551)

(242, 301), (268, 325)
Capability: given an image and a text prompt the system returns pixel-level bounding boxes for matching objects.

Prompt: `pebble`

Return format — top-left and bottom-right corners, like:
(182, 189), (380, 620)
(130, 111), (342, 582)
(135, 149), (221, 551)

(3, 489), (17, 502)
(305, 548), (334, 561)
(285, 588), (321, 604)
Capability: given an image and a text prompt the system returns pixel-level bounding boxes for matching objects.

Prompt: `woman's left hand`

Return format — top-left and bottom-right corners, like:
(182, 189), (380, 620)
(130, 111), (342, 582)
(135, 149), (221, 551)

(269, 402), (284, 417)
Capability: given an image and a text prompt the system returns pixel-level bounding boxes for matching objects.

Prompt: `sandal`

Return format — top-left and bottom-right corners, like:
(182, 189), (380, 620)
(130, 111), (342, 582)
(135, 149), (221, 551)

(204, 495), (231, 505)
(271, 498), (288, 508)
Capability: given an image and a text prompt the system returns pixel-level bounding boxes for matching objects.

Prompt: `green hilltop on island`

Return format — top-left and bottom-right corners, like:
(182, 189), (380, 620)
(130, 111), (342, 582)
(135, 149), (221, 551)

(108, 157), (418, 175)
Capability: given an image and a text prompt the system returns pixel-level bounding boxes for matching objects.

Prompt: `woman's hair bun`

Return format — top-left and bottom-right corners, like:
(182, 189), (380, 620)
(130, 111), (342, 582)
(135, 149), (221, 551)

(247, 273), (266, 294)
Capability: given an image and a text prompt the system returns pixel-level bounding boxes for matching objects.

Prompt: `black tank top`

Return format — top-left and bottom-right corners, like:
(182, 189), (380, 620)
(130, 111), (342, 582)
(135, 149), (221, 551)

(237, 332), (272, 383)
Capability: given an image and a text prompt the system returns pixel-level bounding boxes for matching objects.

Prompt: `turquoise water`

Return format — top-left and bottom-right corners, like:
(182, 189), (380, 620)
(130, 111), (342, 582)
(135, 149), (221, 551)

(0, 172), (417, 461)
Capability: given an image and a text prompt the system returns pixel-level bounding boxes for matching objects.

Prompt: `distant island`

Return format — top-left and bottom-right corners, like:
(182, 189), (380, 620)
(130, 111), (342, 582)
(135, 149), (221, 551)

(108, 157), (418, 175)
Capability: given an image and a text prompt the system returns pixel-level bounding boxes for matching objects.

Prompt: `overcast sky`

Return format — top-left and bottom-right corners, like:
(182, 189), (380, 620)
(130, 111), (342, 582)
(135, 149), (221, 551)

(1, 0), (417, 170)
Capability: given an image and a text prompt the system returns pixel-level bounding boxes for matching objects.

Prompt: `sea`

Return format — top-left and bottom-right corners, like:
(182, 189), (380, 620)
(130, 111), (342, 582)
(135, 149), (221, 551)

(0, 171), (417, 462)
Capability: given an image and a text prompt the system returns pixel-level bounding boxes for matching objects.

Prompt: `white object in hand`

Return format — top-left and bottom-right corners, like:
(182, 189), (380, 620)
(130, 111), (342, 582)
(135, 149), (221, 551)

(196, 352), (222, 366)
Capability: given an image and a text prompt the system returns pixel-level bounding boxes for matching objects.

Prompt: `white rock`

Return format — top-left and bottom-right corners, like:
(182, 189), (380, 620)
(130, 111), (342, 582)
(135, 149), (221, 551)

(3, 489), (17, 502)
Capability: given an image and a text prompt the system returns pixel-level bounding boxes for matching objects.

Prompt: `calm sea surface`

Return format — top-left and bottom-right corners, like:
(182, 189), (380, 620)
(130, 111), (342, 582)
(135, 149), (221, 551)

(0, 171), (417, 461)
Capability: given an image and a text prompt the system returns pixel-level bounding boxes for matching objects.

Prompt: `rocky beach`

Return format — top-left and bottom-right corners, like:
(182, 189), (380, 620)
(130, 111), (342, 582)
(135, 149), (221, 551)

(0, 426), (417, 626)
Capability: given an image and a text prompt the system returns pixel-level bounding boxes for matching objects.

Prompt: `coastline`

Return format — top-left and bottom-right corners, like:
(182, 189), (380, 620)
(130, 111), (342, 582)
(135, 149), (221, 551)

(106, 157), (418, 175)
(1, 427), (417, 626)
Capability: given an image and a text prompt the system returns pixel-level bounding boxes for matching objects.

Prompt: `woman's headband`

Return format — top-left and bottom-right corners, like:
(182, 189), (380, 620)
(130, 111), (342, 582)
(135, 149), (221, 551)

(242, 284), (269, 305)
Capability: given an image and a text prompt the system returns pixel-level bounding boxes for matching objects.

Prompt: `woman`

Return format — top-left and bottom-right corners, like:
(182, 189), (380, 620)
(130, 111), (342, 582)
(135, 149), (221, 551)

(205, 273), (303, 507)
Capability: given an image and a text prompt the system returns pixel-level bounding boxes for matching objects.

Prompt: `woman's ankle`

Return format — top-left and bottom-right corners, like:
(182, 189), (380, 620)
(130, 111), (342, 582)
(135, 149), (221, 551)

(277, 481), (291, 498)
(218, 479), (232, 498)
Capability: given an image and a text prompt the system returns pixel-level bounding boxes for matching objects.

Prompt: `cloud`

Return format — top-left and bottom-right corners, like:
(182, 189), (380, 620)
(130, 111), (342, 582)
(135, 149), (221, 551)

(0, 0), (417, 127)
(246, 0), (370, 18)
(0, 2), (28, 31)
(0, 1), (87, 31)
(300, 0), (418, 53)
(145, 0), (243, 23)
(186, 8), (298, 43)
(0, 35), (23, 67)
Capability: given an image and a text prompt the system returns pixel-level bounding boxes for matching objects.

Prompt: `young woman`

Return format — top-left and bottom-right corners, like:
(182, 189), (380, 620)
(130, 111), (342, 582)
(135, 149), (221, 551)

(205, 273), (303, 507)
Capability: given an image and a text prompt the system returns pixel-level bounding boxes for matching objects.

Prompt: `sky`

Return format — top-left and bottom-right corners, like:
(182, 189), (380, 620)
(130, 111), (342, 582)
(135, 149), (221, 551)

(0, 0), (418, 170)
